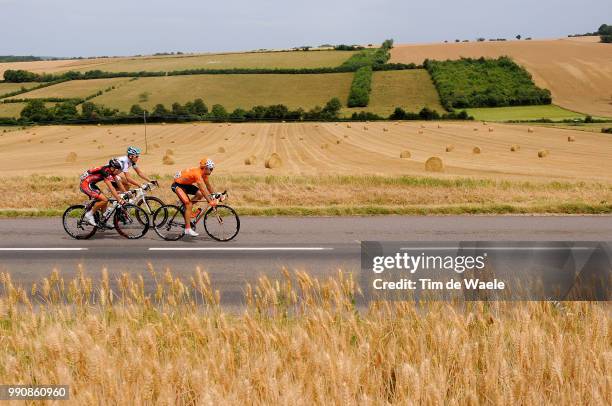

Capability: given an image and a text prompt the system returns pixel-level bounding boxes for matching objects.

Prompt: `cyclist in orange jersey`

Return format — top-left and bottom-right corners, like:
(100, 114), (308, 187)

(171, 158), (217, 237)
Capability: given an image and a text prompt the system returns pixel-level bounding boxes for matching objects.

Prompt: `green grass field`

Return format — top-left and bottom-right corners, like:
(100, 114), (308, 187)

(0, 82), (39, 97)
(72, 50), (356, 73)
(344, 70), (444, 117)
(89, 73), (355, 112)
(11, 78), (132, 100)
(531, 122), (612, 132)
(465, 105), (586, 121)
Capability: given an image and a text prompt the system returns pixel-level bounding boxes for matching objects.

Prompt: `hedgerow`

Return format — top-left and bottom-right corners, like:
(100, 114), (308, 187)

(424, 57), (552, 109)
(347, 66), (373, 107)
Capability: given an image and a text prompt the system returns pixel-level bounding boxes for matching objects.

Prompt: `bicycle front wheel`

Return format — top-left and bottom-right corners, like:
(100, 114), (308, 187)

(153, 205), (185, 241)
(114, 204), (150, 239)
(137, 196), (165, 225)
(203, 204), (240, 241)
(63, 204), (98, 240)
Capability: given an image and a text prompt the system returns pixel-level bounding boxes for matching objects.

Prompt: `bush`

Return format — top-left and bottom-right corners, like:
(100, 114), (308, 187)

(424, 57), (552, 109)
(602, 128), (612, 134)
(350, 111), (384, 121)
(347, 66), (372, 108)
(389, 107), (472, 121)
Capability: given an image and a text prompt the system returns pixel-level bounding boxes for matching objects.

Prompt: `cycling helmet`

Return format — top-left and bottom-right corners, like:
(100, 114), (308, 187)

(199, 158), (215, 170)
(108, 158), (122, 170)
(127, 146), (141, 156)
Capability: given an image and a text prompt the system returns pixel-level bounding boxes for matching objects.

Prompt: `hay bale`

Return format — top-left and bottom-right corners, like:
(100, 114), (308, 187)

(528, 127), (534, 133)
(153, 143), (160, 148)
(132, 132), (136, 135)
(483, 121), (487, 125)
(420, 124), (425, 129)
(265, 153), (283, 169)
(568, 136), (575, 142)
(418, 130), (424, 135)
(488, 127), (494, 132)
(336, 140), (341, 144)
(280, 136), (286, 140)
(510, 145), (520, 152)
(244, 155), (257, 165)
(65, 152), (77, 163)
(241, 131), (246, 135)
(400, 150), (411, 159)
(299, 137), (304, 141)
(97, 144), (104, 149)
(59, 140), (63, 143)
(363, 126), (368, 130)
(425, 157), (444, 172)
(473, 128), (479, 131)
(162, 155), (175, 165)
(437, 124), (442, 129)
(383, 128), (389, 132)
(538, 149), (549, 158)
(218, 146), (226, 153)
(343, 135), (349, 138)
(92, 139), (97, 143)
(170, 140), (176, 144)
(165, 149), (174, 155)
(321, 143), (329, 149)
(346, 124), (351, 128)
(39, 140), (44, 144)
(97, 123), (101, 127)
(251, 133), (255, 137)
(162, 122), (166, 126)
(473, 146), (481, 154)
(445, 144), (455, 152)
(224, 137), (229, 141)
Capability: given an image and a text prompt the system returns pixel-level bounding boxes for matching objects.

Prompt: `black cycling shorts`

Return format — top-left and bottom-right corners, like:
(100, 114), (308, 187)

(171, 182), (199, 196)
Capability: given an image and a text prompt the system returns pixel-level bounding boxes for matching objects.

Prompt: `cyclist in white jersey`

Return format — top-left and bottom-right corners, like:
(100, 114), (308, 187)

(111, 146), (158, 192)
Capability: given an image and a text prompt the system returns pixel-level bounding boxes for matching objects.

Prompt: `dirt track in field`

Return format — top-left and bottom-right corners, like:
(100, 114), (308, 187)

(390, 37), (612, 117)
(0, 122), (610, 183)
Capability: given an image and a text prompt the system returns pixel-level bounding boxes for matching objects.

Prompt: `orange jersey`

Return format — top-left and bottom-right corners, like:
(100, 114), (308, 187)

(174, 167), (208, 185)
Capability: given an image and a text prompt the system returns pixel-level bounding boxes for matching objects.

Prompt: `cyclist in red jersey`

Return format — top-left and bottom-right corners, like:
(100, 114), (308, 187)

(79, 159), (126, 226)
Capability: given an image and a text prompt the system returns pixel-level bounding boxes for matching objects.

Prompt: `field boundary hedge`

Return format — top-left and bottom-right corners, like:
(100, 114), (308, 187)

(347, 66), (373, 107)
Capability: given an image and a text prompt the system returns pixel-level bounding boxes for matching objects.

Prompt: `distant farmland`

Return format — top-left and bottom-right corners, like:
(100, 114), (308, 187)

(390, 37), (612, 117)
(345, 70), (444, 116)
(0, 50), (356, 76)
(5, 78), (133, 100)
(0, 82), (39, 96)
(89, 73), (355, 112)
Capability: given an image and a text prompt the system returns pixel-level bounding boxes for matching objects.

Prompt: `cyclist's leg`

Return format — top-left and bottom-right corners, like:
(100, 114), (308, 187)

(171, 183), (193, 228)
(80, 181), (106, 225)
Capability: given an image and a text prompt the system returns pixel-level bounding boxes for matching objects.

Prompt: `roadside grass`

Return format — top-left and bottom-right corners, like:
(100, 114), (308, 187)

(89, 73), (354, 112)
(343, 70), (444, 117)
(0, 268), (608, 404)
(0, 174), (610, 216)
(465, 105), (586, 121)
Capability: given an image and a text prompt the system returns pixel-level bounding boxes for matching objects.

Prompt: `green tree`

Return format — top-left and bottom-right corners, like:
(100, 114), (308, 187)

(191, 98), (208, 115)
(210, 104), (228, 120)
(53, 101), (78, 120)
(152, 104), (169, 116)
(20, 100), (53, 121)
(81, 102), (97, 118)
(130, 104), (144, 115)
(171, 102), (187, 115)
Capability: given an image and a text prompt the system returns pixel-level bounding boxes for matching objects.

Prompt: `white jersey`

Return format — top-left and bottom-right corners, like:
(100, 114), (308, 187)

(115, 155), (138, 173)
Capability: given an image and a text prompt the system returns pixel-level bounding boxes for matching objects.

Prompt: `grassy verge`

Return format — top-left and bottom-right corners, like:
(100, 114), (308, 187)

(0, 174), (610, 217)
(3, 174), (612, 215)
(0, 268), (608, 403)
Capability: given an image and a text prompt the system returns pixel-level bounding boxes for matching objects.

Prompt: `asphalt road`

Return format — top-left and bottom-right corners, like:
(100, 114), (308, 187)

(0, 216), (610, 304)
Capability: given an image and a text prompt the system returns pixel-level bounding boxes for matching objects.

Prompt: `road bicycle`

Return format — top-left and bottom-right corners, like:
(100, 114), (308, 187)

(126, 182), (166, 225)
(153, 191), (240, 241)
(62, 190), (150, 240)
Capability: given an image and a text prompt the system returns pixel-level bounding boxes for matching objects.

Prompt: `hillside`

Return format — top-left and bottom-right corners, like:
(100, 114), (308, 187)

(390, 37), (612, 117)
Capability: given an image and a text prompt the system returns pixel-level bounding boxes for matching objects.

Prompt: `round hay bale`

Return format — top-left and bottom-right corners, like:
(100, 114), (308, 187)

(344, 135), (349, 138)
(162, 122), (166, 126)
(510, 145), (520, 152)
(425, 157), (444, 172)
(473, 146), (481, 154)
(420, 124), (425, 129)
(165, 149), (174, 155)
(153, 143), (160, 148)
(568, 136), (575, 142)
(383, 128), (389, 132)
(400, 150), (411, 159)
(473, 128), (479, 131)
(92, 139), (97, 143)
(299, 137), (304, 141)
(528, 127), (534, 133)
(97, 123), (101, 127)
(59, 140), (63, 143)
(418, 130), (424, 135)
(437, 124), (442, 129)
(132, 132), (136, 135)
(224, 137), (229, 141)
(251, 133), (255, 137)
(346, 124), (351, 128)
(488, 127), (494, 132)
(162, 155), (175, 165)
(27, 139), (31, 143)
(218, 146), (226, 153)
(65, 152), (77, 163)
(321, 143), (329, 149)
(39, 140), (44, 144)
(445, 144), (455, 152)
(97, 144), (104, 149)
(538, 149), (549, 158)
(483, 121), (487, 125)
(244, 155), (257, 165)
(336, 140), (341, 144)
(265, 154), (283, 169)
(363, 126), (368, 131)
(170, 140), (175, 144)
(241, 131), (246, 135)
(280, 136), (286, 140)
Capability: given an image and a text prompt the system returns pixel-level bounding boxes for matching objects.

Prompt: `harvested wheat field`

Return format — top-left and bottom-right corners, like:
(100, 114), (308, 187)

(0, 122), (610, 183)
(391, 37), (612, 117)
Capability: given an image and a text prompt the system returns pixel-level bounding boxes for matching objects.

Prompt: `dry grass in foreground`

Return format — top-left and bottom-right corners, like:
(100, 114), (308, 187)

(0, 268), (610, 404)
(0, 174), (611, 217)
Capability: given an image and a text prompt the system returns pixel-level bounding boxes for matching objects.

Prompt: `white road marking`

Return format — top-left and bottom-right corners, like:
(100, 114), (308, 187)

(0, 248), (88, 251)
(400, 247), (593, 250)
(148, 247), (333, 251)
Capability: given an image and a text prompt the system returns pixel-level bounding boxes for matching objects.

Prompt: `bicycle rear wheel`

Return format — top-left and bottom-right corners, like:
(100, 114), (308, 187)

(203, 205), (240, 241)
(153, 205), (185, 241)
(62, 204), (98, 239)
(114, 204), (150, 239)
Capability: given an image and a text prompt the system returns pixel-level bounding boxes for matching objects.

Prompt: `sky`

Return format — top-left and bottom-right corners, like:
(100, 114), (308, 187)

(1, 0), (611, 57)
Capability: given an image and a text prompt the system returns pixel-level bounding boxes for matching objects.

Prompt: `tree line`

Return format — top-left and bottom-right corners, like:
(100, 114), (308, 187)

(424, 57), (552, 109)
